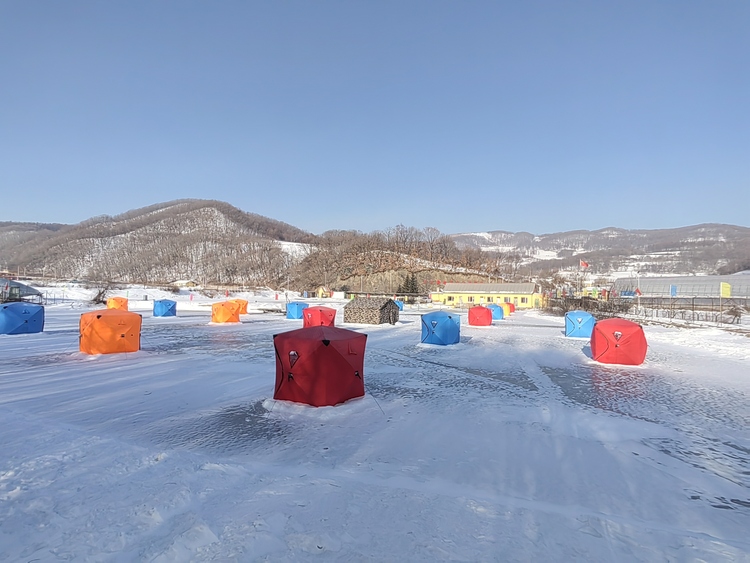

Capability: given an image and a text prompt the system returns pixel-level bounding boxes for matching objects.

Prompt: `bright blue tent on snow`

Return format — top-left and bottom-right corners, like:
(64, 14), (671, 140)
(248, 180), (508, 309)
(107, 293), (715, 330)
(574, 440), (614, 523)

(564, 310), (595, 338)
(420, 311), (460, 345)
(286, 301), (309, 319)
(0, 302), (45, 335)
(394, 300), (404, 311)
(486, 303), (504, 320)
(153, 299), (177, 317)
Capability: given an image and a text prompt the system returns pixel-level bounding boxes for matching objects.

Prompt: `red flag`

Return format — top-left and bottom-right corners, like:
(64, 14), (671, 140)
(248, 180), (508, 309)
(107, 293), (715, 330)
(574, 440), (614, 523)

(635, 288), (642, 296)
(579, 260), (589, 268)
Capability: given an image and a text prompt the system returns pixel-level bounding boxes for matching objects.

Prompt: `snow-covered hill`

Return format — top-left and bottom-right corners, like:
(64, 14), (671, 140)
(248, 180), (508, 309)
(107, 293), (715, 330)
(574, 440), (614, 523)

(451, 224), (750, 275)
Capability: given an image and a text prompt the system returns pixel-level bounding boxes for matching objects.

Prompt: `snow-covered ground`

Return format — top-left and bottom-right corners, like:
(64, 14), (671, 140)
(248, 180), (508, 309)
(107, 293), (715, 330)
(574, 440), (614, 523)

(1, 288), (749, 561)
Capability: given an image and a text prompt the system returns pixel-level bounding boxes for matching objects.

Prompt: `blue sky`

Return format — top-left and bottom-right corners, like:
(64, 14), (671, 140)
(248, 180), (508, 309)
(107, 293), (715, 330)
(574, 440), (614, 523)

(1, 1), (748, 236)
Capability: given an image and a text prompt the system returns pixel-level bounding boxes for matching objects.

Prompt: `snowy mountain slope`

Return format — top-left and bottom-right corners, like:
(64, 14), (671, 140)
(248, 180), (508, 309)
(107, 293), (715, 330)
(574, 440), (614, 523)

(0, 200), (314, 285)
(451, 224), (750, 274)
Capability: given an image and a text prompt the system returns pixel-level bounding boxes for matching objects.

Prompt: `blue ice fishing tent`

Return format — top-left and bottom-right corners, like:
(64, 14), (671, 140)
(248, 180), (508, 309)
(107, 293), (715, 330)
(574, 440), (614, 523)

(0, 302), (45, 335)
(286, 301), (309, 319)
(564, 310), (595, 338)
(420, 310), (460, 345)
(153, 299), (177, 317)
(394, 300), (404, 311)
(486, 303), (504, 320)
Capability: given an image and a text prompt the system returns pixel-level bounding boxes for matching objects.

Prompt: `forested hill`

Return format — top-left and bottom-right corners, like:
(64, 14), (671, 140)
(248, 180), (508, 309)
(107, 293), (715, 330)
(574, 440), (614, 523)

(0, 199), (315, 285)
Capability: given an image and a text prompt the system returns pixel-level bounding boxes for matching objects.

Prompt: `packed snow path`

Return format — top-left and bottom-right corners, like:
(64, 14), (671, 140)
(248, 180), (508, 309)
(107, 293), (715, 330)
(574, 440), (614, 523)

(1, 304), (749, 561)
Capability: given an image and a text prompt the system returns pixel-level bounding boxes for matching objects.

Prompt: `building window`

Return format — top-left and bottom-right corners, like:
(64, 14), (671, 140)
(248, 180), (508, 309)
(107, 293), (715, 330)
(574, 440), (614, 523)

(504, 297), (510, 303)
(521, 297), (528, 304)
(487, 296), (493, 302)
(468, 296), (474, 303)
(447, 296), (454, 302)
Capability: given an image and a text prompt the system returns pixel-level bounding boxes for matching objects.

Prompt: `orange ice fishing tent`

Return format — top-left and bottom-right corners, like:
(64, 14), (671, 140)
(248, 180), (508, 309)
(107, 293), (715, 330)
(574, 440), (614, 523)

(80, 309), (142, 355)
(107, 297), (129, 311)
(212, 301), (241, 323)
(230, 299), (248, 314)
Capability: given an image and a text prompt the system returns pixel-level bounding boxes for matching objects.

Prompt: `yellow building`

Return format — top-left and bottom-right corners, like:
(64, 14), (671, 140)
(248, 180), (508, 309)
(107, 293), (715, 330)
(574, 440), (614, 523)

(431, 282), (542, 309)
(315, 286), (333, 298)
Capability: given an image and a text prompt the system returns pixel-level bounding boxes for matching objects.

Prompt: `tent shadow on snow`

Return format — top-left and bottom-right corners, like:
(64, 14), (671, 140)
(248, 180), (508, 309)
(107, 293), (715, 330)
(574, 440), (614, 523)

(581, 344), (593, 359)
(145, 398), (381, 456)
(146, 400), (295, 452)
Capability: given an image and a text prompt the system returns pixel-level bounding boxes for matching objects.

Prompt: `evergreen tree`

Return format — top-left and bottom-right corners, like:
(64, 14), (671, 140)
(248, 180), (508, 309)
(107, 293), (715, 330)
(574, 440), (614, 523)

(405, 272), (420, 293)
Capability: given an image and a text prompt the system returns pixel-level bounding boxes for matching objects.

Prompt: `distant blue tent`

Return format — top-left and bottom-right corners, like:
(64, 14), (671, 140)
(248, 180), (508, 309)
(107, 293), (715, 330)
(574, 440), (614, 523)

(0, 302), (45, 335)
(564, 310), (595, 338)
(420, 311), (460, 345)
(153, 299), (177, 317)
(486, 303), (504, 320)
(286, 301), (309, 319)
(394, 300), (404, 311)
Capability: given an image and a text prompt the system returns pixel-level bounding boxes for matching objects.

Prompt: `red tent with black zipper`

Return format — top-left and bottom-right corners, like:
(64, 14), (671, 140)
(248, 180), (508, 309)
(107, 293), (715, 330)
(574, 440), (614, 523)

(273, 326), (366, 407)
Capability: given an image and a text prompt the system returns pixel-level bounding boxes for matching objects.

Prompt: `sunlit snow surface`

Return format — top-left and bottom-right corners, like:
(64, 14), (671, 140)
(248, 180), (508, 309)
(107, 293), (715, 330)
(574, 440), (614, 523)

(1, 297), (749, 561)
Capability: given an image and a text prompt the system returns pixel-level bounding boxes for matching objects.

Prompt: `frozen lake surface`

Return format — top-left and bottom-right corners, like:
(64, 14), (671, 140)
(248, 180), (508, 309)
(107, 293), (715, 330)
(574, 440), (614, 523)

(1, 295), (749, 561)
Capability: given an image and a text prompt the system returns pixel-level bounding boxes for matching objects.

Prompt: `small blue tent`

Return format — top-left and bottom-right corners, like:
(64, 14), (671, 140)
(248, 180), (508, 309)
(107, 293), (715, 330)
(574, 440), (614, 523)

(394, 300), (404, 311)
(486, 303), (504, 320)
(153, 299), (177, 317)
(420, 311), (460, 345)
(0, 302), (45, 335)
(564, 310), (595, 338)
(287, 301), (309, 319)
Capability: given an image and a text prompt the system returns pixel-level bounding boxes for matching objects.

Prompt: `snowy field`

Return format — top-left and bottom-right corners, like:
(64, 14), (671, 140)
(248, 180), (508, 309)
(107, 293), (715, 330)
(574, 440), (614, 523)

(1, 288), (750, 561)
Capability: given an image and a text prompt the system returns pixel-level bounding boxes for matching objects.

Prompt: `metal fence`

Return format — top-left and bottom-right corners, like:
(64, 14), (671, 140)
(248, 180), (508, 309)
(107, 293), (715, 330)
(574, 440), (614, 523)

(545, 296), (748, 325)
(625, 297), (748, 324)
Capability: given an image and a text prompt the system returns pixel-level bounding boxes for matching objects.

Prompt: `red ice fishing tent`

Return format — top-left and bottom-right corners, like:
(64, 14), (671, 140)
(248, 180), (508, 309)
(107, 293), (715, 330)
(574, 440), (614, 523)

(107, 297), (129, 311)
(302, 306), (336, 328)
(468, 305), (493, 326)
(273, 326), (366, 407)
(80, 309), (142, 355)
(590, 318), (647, 366)
(211, 301), (241, 323)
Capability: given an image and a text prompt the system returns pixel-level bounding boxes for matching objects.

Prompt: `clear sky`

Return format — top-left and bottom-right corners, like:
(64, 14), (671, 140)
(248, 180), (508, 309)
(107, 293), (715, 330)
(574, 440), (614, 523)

(1, 1), (748, 236)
